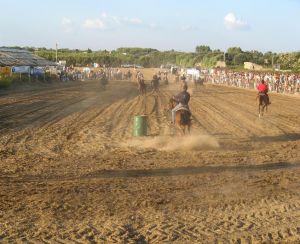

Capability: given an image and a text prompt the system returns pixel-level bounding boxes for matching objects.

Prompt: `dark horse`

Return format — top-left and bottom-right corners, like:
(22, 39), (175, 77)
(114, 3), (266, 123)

(138, 77), (146, 95)
(257, 93), (268, 118)
(194, 78), (204, 88)
(151, 75), (160, 93)
(100, 73), (108, 90)
(169, 98), (191, 135)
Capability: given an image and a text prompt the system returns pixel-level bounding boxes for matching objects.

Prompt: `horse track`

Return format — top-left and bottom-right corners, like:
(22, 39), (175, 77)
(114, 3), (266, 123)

(0, 78), (300, 243)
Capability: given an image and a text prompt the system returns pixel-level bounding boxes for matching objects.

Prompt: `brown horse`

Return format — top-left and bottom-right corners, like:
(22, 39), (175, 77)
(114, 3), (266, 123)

(257, 93), (268, 118)
(138, 78), (146, 95)
(100, 74), (108, 90)
(194, 78), (204, 88)
(169, 98), (191, 135)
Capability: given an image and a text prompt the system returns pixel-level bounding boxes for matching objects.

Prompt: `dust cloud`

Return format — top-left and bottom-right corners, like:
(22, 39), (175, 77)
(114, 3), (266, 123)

(125, 134), (219, 151)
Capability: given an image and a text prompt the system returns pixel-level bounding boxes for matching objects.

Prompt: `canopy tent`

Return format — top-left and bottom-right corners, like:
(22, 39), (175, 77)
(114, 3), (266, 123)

(0, 48), (56, 67)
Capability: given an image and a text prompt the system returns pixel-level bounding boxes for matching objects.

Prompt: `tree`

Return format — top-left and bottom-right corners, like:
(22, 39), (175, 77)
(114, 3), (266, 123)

(226, 47), (243, 65)
(233, 53), (249, 66)
(195, 45), (212, 54)
(227, 47), (242, 56)
(277, 53), (298, 69)
(138, 56), (151, 67)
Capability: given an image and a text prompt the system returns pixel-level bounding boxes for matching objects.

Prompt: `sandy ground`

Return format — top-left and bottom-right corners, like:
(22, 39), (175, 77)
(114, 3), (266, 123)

(0, 76), (300, 243)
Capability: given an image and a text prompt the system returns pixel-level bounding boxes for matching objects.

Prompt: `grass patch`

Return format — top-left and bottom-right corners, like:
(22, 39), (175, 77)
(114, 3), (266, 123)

(0, 76), (13, 88)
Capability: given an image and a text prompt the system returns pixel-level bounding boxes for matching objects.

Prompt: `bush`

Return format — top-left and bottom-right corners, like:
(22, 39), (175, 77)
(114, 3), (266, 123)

(0, 76), (13, 88)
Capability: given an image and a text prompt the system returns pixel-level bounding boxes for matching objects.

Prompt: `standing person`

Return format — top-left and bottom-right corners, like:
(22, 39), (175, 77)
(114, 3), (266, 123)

(127, 70), (132, 80)
(163, 71), (168, 84)
(157, 71), (162, 82)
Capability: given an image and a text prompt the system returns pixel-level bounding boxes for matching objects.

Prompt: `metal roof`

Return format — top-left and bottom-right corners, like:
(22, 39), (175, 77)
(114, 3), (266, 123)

(0, 48), (57, 67)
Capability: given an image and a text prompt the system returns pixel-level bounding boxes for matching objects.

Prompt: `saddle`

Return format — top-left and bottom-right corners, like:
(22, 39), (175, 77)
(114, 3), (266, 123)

(177, 106), (190, 113)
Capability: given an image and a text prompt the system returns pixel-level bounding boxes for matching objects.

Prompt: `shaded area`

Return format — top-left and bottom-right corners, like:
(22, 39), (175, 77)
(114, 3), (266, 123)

(82, 161), (300, 179)
(248, 133), (300, 142)
(1, 161), (299, 183)
(0, 81), (138, 132)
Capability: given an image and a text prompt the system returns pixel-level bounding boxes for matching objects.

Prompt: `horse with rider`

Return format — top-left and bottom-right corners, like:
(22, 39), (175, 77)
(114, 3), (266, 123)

(256, 79), (271, 117)
(137, 71), (146, 95)
(99, 70), (108, 89)
(163, 71), (169, 85)
(151, 73), (160, 93)
(170, 83), (192, 135)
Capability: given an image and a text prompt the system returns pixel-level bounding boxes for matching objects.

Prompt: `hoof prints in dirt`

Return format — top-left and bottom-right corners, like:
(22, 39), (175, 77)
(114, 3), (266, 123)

(1, 81), (300, 243)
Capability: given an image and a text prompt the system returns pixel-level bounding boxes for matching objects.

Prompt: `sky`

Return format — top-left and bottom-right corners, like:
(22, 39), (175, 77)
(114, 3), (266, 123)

(0, 0), (300, 53)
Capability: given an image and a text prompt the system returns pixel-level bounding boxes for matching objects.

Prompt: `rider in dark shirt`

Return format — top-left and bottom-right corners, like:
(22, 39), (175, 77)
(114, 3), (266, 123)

(151, 74), (160, 92)
(174, 89), (190, 105)
(172, 84), (191, 123)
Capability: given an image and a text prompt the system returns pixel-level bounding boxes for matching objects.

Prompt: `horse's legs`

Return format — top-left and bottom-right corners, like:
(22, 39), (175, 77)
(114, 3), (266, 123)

(262, 104), (267, 115)
(176, 125), (182, 136)
(262, 104), (266, 117)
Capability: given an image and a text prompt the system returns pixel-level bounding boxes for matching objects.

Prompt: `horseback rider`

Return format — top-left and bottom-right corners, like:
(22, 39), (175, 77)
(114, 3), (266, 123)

(180, 75), (188, 90)
(163, 71), (168, 84)
(127, 70), (132, 80)
(137, 71), (144, 82)
(181, 74), (186, 82)
(172, 84), (191, 124)
(151, 74), (160, 92)
(257, 79), (271, 105)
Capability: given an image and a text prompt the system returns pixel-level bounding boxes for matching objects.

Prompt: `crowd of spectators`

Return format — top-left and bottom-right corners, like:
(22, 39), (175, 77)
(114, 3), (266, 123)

(57, 67), (134, 82)
(203, 70), (300, 95)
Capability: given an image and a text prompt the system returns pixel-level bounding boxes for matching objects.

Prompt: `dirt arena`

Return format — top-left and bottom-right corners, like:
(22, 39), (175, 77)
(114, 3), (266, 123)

(0, 73), (300, 243)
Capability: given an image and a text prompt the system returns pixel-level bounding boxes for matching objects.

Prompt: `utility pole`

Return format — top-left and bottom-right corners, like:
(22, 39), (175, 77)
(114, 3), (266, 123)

(56, 43), (58, 63)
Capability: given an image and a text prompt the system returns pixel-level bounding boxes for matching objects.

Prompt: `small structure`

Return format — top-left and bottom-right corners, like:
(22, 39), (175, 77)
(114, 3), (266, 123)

(0, 48), (56, 67)
(0, 48), (57, 79)
(215, 61), (226, 68)
(244, 62), (263, 71)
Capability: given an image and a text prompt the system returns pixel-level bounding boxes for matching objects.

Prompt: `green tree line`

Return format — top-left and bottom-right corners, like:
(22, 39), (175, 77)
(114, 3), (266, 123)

(5, 45), (300, 71)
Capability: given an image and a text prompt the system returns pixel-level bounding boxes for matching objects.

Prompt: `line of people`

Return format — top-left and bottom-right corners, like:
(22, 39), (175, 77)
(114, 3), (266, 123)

(203, 70), (300, 95)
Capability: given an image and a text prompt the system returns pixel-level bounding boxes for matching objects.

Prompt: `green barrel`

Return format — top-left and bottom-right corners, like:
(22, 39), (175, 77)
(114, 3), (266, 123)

(133, 115), (148, 136)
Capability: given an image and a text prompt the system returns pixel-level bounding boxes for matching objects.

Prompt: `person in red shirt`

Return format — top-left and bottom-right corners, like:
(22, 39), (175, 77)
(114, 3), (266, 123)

(257, 79), (271, 104)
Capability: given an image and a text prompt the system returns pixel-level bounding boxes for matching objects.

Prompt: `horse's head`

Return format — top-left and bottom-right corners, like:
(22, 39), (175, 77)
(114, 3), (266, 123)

(169, 97), (176, 110)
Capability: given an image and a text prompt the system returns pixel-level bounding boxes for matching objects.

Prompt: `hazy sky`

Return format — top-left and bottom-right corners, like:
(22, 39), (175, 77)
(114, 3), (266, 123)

(1, 0), (300, 52)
